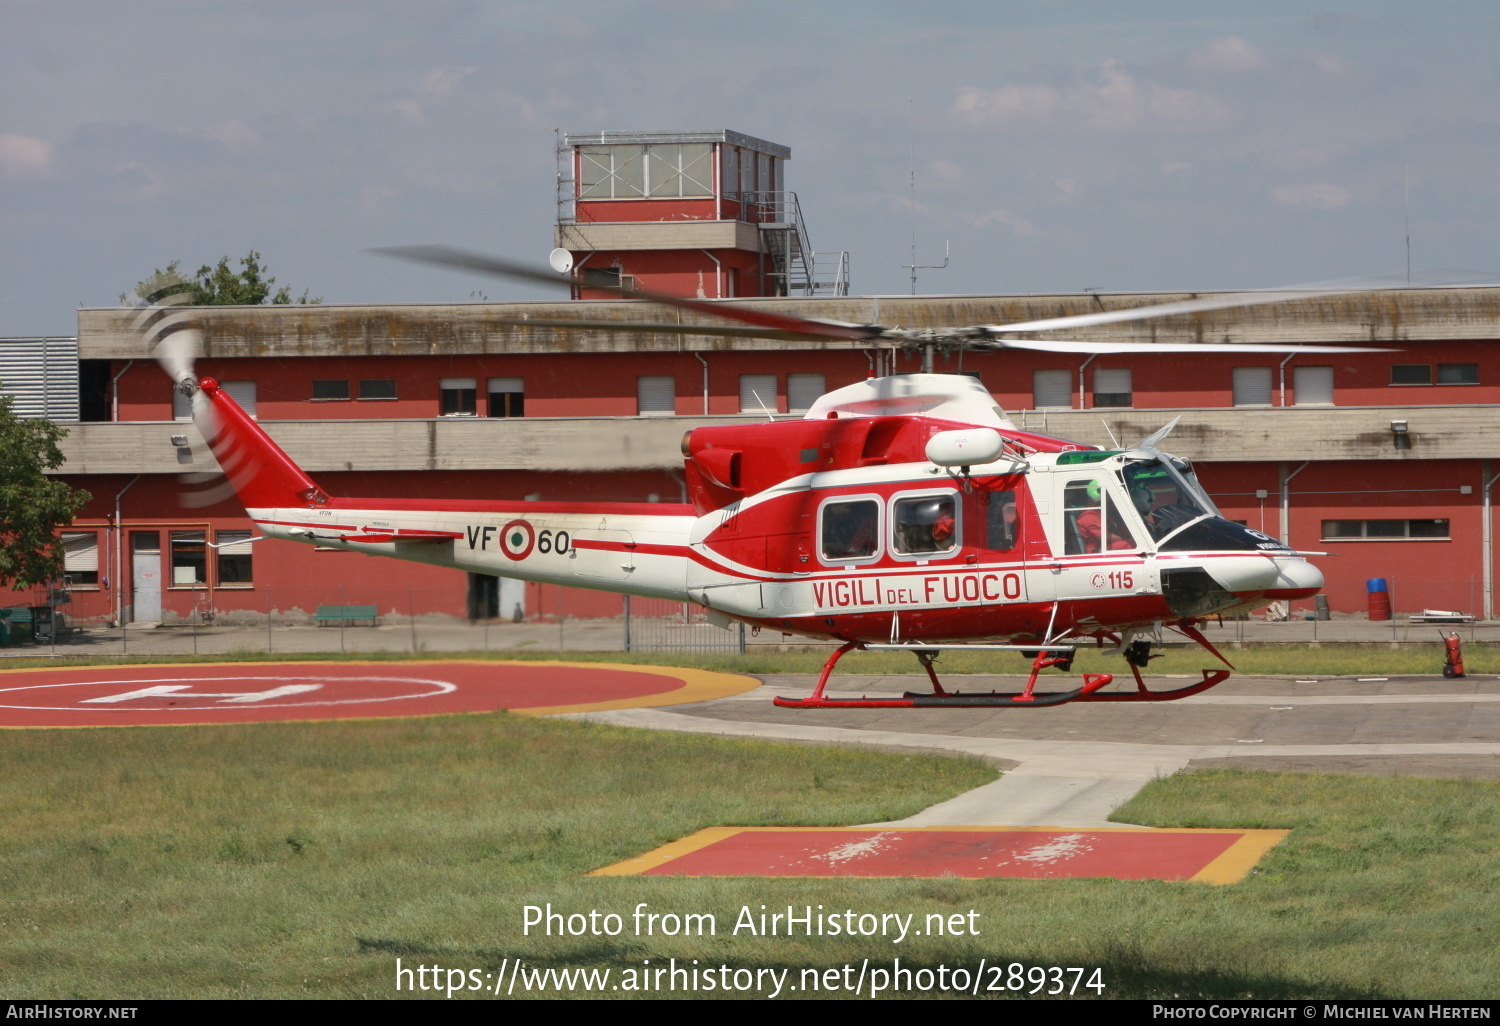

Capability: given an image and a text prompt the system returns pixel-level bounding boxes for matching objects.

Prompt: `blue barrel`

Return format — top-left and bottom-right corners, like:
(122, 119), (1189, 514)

(1367, 578), (1388, 593)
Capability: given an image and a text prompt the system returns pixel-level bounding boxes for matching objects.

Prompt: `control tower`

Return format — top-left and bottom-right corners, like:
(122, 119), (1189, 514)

(555, 129), (848, 300)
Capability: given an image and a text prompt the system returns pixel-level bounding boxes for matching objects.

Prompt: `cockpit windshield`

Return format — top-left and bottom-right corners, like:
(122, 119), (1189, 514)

(1121, 458), (1214, 541)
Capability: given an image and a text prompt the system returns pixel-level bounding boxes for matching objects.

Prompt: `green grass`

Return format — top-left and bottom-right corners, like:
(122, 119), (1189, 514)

(1, 713), (1497, 999)
(3, 641), (1491, 678)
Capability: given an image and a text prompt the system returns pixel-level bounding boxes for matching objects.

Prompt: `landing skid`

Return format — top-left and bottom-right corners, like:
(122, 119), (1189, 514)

(771, 639), (1231, 710)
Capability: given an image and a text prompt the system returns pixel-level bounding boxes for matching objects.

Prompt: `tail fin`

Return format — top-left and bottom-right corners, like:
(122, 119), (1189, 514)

(191, 376), (329, 509)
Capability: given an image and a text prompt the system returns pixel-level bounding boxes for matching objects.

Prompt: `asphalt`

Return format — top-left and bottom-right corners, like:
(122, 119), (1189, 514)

(562, 672), (1500, 828)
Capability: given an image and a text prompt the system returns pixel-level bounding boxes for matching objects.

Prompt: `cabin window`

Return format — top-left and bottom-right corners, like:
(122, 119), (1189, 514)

(984, 490), (1019, 551)
(311, 379), (349, 401)
(820, 498), (881, 562)
(440, 378), (477, 417)
(488, 377), (524, 417)
(892, 494), (959, 556)
(1062, 480), (1138, 555)
(62, 532), (99, 588)
(738, 374), (778, 414)
(215, 531), (253, 586)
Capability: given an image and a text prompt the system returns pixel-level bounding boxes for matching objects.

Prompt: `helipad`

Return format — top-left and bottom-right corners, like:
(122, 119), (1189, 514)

(0, 661), (758, 727)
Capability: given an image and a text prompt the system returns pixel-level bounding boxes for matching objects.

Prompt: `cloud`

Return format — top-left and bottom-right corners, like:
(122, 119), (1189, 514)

(953, 60), (1232, 132)
(960, 208), (1039, 235)
(1187, 36), (1267, 72)
(0, 133), (56, 179)
(421, 65), (476, 97)
(1271, 183), (1352, 208)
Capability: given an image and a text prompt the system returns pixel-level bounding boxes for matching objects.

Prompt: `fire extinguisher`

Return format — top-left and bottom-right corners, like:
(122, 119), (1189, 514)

(1443, 632), (1466, 679)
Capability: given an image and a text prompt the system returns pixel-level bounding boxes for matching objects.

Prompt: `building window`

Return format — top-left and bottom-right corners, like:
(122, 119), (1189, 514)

(787, 373), (825, 413)
(1322, 519), (1450, 540)
(169, 531), (207, 586)
(311, 379), (349, 401)
(579, 143), (713, 199)
(215, 531), (253, 586)
(1232, 367), (1273, 407)
(440, 378), (477, 417)
(359, 379), (397, 400)
(487, 378), (524, 417)
(62, 532), (99, 588)
(1032, 369), (1072, 409)
(1391, 365), (1432, 385)
(1439, 363), (1479, 385)
(175, 380), (256, 420)
(1293, 365), (1335, 406)
(1092, 368), (1132, 408)
(738, 374), (778, 414)
(637, 375), (675, 415)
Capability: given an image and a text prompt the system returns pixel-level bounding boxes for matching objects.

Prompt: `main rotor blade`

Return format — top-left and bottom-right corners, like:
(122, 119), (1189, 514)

(989, 338), (1393, 354)
(373, 245), (880, 343)
(466, 315), (855, 344)
(973, 272), (1499, 336)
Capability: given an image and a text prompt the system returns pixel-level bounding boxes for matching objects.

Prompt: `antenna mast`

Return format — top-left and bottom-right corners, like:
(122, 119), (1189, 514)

(901, 101), (948, 295)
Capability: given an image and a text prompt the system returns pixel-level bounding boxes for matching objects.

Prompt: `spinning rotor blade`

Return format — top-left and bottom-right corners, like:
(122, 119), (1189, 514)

(373, 245), (881, 343)
(989, 338), (1392, 355)
(462, 315), (860, 345)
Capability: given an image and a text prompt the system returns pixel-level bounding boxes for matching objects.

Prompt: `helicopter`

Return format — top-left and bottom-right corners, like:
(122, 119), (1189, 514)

(140, 249), (1393, 709)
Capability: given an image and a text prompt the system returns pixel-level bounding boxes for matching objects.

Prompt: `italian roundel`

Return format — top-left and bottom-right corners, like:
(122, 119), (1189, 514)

(500, 519), (535, 560)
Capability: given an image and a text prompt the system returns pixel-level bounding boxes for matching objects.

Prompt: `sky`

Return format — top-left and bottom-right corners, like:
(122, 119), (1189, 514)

(4, 0), (1500, 335)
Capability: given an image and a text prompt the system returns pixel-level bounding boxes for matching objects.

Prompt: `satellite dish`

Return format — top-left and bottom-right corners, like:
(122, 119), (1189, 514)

(548, 248), (574, 275)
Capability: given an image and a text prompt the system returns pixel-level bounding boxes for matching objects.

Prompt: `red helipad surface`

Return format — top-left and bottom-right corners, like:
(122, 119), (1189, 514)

(594, 826), (1290, 884)
(0, 661), (757, 727)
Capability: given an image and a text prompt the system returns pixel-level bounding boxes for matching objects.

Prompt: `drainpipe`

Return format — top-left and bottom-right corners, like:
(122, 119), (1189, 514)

(1278, 353), (1296, 407)
(110, 360), (134, 422)
(693, 353), (709, 415)
(1077, 354), (1098, 410)
(1279, 461), (1309, 546)
(112, 474), (141, 626)
(1484, 461), (1500, 620)
(701, 249), (723, 299)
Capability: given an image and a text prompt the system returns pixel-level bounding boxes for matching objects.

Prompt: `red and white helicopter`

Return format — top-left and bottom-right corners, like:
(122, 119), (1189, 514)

(141, 249), (1392, 709)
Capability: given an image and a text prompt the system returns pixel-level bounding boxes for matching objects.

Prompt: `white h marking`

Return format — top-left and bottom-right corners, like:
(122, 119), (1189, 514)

(82, 684), (323, 704)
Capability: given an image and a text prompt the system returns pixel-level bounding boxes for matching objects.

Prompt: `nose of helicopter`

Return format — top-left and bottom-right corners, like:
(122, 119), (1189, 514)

(1265, 556), (1324, 600)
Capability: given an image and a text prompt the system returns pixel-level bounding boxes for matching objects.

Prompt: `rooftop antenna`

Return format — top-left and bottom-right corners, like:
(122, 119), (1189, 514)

(902, 101), (948, 295)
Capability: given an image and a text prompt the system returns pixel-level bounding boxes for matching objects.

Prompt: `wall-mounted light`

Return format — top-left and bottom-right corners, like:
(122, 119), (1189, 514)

(170, 435), (189, 448)
(1390, 420), (1411, 450)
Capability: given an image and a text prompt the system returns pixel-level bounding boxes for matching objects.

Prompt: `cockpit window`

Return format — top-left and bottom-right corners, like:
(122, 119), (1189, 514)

(892, 494), (959, 555)
(1122, 459), (1212, 541)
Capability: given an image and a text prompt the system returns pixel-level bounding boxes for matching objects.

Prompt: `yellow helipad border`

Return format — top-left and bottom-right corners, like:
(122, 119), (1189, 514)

(592, 825), (1292, 885)
(0, 659), (760, 726)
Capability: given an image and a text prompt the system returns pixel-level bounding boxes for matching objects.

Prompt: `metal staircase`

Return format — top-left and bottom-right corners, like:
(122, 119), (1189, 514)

(743, 191), (849, 297)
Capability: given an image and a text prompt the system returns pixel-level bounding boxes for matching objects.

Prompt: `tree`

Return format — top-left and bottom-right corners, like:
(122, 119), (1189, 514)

(127, 251), (322, 306)
(0, 395), (91, 591)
